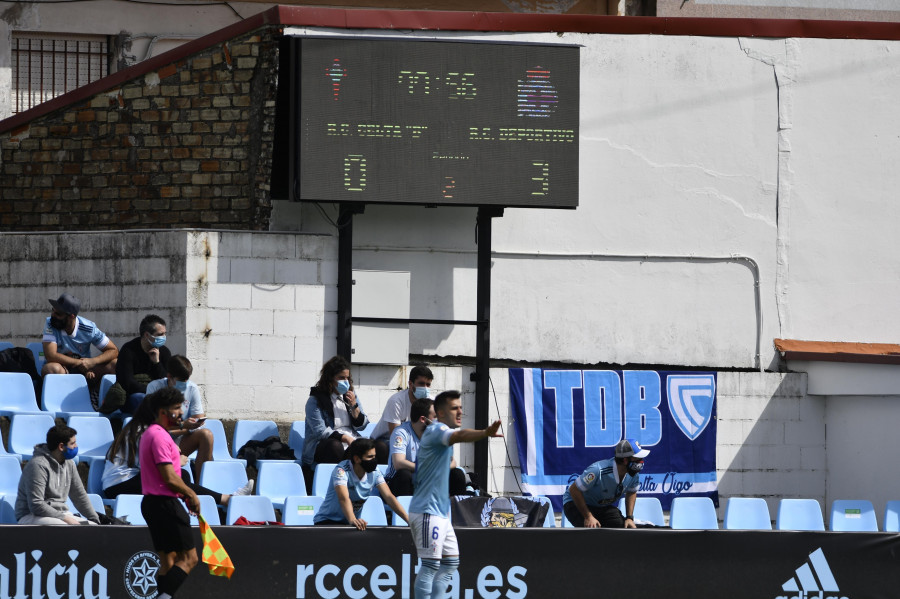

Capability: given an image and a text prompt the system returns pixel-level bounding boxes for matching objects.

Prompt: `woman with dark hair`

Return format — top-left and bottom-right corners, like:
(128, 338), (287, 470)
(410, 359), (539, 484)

(313, 438), (409, 529)
(101, 395), (253, 503)
(302, 356), (386, 467)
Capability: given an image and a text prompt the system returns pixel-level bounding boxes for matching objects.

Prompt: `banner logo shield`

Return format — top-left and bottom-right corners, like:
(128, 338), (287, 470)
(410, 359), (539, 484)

(667, 375), (715, 441)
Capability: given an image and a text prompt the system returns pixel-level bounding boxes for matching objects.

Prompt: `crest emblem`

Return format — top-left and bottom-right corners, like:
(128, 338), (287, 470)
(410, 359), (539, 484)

(124, 551), (160, 599)
(667, 375), (715, 441)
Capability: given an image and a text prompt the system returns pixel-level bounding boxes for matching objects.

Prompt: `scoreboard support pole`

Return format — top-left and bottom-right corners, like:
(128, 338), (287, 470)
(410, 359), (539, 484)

(473, 205), (503, 488)
(337, 202), (364, 361)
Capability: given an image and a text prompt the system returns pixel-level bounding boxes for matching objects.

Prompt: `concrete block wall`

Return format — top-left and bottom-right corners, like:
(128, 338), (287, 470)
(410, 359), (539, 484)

(0, 28), (279, 231)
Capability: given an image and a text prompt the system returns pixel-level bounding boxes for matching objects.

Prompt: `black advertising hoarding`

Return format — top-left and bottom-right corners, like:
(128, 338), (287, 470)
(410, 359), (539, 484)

(295, 37), (580, 209)
(1, 526), (898, 598)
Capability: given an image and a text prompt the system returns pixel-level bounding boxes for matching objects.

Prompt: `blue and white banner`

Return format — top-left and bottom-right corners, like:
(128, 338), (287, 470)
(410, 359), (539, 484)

(509, 368), (718, 511)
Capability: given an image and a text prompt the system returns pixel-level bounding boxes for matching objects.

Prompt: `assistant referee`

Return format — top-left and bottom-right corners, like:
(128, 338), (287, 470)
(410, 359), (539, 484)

(139, 387), (202, 599)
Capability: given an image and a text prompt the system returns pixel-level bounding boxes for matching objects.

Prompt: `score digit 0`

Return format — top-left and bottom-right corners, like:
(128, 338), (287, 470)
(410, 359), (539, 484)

(343, 155), (367, 191)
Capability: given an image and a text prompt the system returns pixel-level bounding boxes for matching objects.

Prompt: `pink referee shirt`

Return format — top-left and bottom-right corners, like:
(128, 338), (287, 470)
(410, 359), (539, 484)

(139, 423), (181, 496)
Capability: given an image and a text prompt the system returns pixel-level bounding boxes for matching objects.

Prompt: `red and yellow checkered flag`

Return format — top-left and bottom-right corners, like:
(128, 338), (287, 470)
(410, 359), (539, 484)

(199, 514), (235, 579)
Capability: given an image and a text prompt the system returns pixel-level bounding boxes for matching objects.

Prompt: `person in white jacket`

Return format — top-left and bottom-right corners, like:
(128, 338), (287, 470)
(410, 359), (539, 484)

(15, 424), (100, 525)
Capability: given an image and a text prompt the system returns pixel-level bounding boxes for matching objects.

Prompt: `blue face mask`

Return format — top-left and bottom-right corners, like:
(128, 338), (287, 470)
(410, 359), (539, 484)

(62, 446), (78, 460)
(336, 379), (351, 396)
(174, 381), (188, 393)
(150, 335), (166, 348)
(413, 386), (430, 400)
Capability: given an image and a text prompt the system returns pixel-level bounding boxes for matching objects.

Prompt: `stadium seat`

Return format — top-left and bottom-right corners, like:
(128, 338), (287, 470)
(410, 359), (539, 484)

(0, 495), (17, 524)
(0, 430), (22, 464)
(226, 495), (276, 524)
(532, 496), (556, 527)
(723, 497), (772, 530)
(360, 495), (387, 526)
(199, 419), (246, 465)
(883, 501), (900, 532)
(41, 374), (99, 419)
(391, 495), (412, 526)
(830, 499), (878, 532)
(231, 419), (279, 459)
(776, 498), (825, 531)
(618, 496), (665, 527)
(312, 463), (339, 498)
(288, 421), (305, 460)
(669, 496), (719, 530)
(8, 413), (56, 461)
(67, 416), (113, 464)
(86, 459), (114, 505)
(561, 511), (575, 527)
(198, 461), (249, 500)
(67, 494), (105, 517)
(360, 421), (376, 438)
(0, 342), (13, 351)
(185, 495), (221, 526)
(96, 375), (124, 419)
(113, 494), (147, 525)
(26, 342), (45, 372)
(0, 456), (22, 499)
(283, 495), (325, 526)
(257, 461), (306, 510)
(0, 372), (43, 417)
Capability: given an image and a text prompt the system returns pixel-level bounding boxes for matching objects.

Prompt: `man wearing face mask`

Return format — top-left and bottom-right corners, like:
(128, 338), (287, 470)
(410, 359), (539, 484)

(111, 314), (171, 414)
(42, 293), (118, 381)
(314, 438), (409, 529)
(562, 438), (650, 529)
(15, 424), (101, 525)
(371, 365), (434, 444)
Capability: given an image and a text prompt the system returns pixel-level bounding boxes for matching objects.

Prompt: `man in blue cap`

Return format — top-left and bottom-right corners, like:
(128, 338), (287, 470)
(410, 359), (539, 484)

(562, 438), (650, 528)
(42, 292), (118, 381)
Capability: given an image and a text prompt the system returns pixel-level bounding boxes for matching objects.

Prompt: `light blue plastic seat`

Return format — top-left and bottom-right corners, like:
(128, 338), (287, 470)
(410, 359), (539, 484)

(0, 372), (43, 417)
(198, 419), (246, 465)
(390, 495), (412, 526)
(360, 495), (387, 526)
(41, 374), (99, 419)
(96, 374), (124, 420)
(113, 494), (147, 525)
(86, 459), (115, 505)
(532, 496), (556, 527)
(226, 495), (276, 524)
(724, 497), (772, 530)
(67, 494), (105, 517)
(67, 416), (113, 464)
(198, 461), (249, 500)
(776, 498), (825, 531)
(288, 421), (305, 461)
(669, 496), (719, 530)
(312, 463), (339, 498)
(0, 342), (13, 351)
(283, 495), (325, 526)
(561, 511), (575, 527)
(617, 496), (666, 527)
(0, 495), (17, 524)
(360, 421), (376, 438)
(830, 499), (878, 532)
(0, 430), (22, 464)
(883, 500), (900, 532)
(257, 461), (306, 510)
(0, 456), (22, 498)
(9, 413), (56, 461)
(26, 342), (45, 372)
(185, 495), (221, 526)
(231, 419), (279, 459)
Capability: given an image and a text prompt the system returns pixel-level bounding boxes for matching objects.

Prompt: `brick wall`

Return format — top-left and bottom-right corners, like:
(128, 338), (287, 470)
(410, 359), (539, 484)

(0, 28), (279, 231)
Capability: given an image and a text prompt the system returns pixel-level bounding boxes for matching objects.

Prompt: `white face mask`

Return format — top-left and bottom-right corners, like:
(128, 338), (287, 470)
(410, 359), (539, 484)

(413, 386), (430, 400)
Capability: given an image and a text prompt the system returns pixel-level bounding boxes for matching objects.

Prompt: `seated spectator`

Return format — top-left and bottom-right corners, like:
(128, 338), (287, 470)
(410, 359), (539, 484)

(385, 398), (467, 497)
(41, 294), (118, 393)
(302, 356), (386, 468)
(145, 355), (213, 477)
(15, 424), (100, 525)
(101, 396), (252, 505)
(108, 314), (171, 414)
(370, 364), (434, 443)
(314, 438), (409, 529)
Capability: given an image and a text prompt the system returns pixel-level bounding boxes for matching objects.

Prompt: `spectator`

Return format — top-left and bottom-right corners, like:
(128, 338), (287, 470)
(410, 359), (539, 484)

(313, 438), (408, 529)
(14, 424), (100, 525)
(108, 314), (171, 414)
(144, 355), (213, 477)
(139, 387), (201, 599)
(370, 364), (433, 443)
(562, 438), (650, 528)
(41, 293), (118, 388)
(302, 356), (385, 468)
(101, 395), (252, 504)
(408, 390), (501, 598)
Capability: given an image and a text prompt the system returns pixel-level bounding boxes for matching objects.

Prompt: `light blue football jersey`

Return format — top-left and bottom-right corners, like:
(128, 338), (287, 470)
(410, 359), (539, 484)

(408, 421), (454, 517)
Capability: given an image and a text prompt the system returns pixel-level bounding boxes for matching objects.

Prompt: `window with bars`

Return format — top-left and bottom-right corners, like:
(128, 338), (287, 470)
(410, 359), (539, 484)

(11, 32), (110, 114)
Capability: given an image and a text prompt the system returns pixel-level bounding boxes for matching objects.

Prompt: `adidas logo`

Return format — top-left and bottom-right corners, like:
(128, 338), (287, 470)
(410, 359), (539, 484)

(775, 548), (848, 599)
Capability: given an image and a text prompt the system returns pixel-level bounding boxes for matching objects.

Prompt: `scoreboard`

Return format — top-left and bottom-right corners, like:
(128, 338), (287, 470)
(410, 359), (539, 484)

(294, 37), (580, 208)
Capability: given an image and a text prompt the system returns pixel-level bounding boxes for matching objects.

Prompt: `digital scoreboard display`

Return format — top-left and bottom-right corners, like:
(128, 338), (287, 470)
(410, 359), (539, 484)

(295, 37), (579, 208)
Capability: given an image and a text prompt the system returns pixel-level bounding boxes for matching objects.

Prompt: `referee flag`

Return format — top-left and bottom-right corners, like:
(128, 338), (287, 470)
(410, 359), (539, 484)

(199, 514), (235, 579)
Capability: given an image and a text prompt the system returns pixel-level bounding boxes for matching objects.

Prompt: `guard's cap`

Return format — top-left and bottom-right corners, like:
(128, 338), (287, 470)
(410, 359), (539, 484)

(615, 438), (650, 459)
(49, 293), (80, 316)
